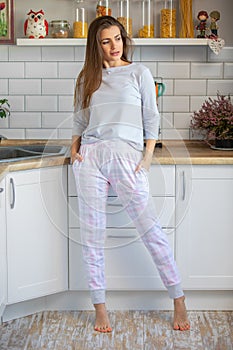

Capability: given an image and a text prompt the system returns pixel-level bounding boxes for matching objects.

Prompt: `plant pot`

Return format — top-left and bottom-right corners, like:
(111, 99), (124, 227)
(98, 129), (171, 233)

(215, 139), (233, 149)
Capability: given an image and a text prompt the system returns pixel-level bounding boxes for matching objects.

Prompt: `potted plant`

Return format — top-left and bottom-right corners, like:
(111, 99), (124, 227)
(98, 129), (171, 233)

(0, 98), (10, 119)
(190, 93), (233, 149)
(0, 98), (10, 141)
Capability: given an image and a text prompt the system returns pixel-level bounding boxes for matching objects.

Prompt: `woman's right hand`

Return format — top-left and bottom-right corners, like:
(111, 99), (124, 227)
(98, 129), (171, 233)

(71, 152), (83, 165)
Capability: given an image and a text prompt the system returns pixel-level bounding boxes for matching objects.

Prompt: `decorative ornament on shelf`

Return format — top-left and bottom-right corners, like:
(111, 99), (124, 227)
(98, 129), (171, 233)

(195, 10), (208, 38)
(190, 93), (233, 150)
(24, 9), (48, 39)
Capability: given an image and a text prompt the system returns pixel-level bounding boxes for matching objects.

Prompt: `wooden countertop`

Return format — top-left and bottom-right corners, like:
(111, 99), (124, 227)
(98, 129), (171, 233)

(0, 140), (233, 181)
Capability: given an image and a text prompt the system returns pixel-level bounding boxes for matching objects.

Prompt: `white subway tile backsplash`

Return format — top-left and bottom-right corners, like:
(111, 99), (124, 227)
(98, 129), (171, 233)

(25, 129), (58, 140)
(190, 96), (208, 112)
(0, 46), (8, 61)
(58, 96), (74, 112)
(141, 46), (173, 61)
(174, 46), (207, 62)
(42, 47), (75, 61)
(208, 47), (233, 62)
(9, 79), (41, 95)
(174, 80), (206, 95)
(42, 79), (74, 95)
(174, 113), (192, 129)
(1, 43), (232, 140)
(58, 128), (72, 139)
(42, 112), (72, 128)
(0, 128), (25, 139)
(0, 63), (24, 78)
(25, 62), (58, 78)
(162, 96), (189, 112)
(9, 46), (41, 61)
(224, 63), (233, 78)
(158, 62), (190, 78)
(162, 128), (190, 140)
(59, 62), (83, 78)
(207, 80), (233, 95)
(0, 79), (8, 94)
(191, 63), (223, 78)
(26, 96), (57, 112)
(10, 112), (42, 128)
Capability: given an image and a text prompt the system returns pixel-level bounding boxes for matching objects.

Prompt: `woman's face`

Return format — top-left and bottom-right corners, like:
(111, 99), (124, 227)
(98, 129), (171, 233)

(100, 25), (123, 67)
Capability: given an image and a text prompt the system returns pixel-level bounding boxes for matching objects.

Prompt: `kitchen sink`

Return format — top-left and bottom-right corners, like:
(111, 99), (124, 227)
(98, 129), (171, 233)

(0, 144), (68, 163)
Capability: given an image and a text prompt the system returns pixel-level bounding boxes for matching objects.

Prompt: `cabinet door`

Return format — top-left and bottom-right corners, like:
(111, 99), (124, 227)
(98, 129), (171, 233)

(6, 167), (68, 303)
(0, 178), (7, 320)
(69, 228), (174, 291)
(176, 165), (233, 289)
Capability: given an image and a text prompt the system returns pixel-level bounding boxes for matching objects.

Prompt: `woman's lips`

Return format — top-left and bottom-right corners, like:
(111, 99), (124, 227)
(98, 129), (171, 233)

(111, 51), (120, 56)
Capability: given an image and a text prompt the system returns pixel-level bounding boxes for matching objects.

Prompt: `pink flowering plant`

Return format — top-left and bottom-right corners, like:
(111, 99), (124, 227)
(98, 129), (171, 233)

(190, 93), (233, 140)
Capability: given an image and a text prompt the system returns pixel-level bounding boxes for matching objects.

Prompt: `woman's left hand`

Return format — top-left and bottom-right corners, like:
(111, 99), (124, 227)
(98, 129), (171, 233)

(135, 150), (153, 173)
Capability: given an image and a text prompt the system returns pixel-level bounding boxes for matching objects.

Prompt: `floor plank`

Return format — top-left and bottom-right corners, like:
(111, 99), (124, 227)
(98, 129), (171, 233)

(0, 310), (233, 350)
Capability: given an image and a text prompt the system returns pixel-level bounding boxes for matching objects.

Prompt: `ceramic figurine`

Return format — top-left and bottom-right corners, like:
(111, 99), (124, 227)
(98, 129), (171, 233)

(209, 10), (220, 37)
(24, 9), (48, 38)
(196, 10), (208, 38)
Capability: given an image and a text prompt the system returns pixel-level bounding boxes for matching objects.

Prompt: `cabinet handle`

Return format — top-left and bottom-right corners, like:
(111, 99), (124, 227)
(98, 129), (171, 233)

(182, 171), (186, 201)
(10, 178), (15, 209)
(107, 234), (137, 239)
(0, 188), (4, 193)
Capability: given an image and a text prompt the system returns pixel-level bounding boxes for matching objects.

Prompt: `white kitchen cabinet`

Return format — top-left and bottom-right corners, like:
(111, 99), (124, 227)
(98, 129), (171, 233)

(6, 166), (68, 304)
(0, 177), (7, 321)
(68, 164), (176, 291)
(176, 165), (233, 290)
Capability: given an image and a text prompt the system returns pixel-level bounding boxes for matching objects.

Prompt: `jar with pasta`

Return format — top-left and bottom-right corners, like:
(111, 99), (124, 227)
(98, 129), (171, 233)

(73, 0), (88, 38)
(160, 0), (176, 38)
(117, 0), (132, 37)
(179, 0), (194, 38)
(138, 0), (154, 38)
(96, 0), (112, 17)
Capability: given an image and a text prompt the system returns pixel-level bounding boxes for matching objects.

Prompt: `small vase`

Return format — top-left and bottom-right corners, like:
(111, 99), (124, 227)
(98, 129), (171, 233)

(215, 139), (233, 149)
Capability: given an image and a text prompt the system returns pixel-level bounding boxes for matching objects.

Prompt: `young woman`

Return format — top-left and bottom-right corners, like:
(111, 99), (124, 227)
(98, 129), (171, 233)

(71, 16), (190, 333)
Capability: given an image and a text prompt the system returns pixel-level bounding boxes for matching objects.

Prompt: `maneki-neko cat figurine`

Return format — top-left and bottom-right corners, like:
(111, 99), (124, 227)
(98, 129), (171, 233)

(24, 9), (48, 38)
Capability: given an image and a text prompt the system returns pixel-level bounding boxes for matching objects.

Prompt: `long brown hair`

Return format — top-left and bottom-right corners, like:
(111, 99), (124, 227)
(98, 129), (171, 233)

(74, 16), (133, 111)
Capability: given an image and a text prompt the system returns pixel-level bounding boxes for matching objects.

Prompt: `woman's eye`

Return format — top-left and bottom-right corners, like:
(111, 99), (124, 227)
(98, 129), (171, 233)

(102, 41), (109, 45)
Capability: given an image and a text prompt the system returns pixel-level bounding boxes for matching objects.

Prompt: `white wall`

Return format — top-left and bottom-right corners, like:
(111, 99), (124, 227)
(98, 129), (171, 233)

(0, 0), (232, 140)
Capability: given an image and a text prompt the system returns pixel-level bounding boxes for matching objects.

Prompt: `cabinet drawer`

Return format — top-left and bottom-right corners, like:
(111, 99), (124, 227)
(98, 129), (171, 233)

(69, 228), (175, 291)
(68, 164), (175, 197)
(69, 196), (175, 229)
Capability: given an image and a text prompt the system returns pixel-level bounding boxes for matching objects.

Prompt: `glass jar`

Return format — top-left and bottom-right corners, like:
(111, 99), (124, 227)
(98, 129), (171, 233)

(117, 0), (132, 37)
(160, 0), (176, 38)
(96, 0), (112, 17)
(50, 20), (70, 38)
(179, 0), (194, 38)
(138, 0), (154, 38)
(73, 0), (88, 38)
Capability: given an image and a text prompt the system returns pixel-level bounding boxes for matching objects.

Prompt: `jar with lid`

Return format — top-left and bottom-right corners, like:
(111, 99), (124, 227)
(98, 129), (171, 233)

(73, 0), (88, 38)
(138, 0), (154, 38)
(117, 0), (132, 37)
(179, 0), (194, 38)
(50, 20), (70, 38)
(96, 0), (112, 17)
(160, 0), (176, 38)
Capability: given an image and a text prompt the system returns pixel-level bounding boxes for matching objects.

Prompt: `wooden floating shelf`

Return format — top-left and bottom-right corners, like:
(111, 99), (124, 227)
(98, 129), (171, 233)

(16, 38), (209, 47)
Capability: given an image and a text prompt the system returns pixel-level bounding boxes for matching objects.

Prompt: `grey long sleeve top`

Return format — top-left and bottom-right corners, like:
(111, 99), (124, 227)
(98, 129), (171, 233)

(72, 63), (160, 151)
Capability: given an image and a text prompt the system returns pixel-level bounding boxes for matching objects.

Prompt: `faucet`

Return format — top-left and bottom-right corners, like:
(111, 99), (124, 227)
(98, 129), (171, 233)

(0, 135), (8, 142)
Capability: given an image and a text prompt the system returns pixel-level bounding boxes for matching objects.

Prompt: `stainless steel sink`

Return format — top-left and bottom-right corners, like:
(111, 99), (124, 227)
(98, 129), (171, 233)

(0, 144), (68, 163)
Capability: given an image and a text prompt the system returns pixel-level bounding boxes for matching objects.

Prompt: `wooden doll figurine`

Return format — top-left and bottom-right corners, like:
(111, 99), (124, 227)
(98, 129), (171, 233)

(209, 10), (220, 37)
(196, 10), (208, 38)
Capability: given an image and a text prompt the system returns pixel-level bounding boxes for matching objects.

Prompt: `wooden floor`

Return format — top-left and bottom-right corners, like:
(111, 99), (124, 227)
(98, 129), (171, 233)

(0, 310), (232, 350)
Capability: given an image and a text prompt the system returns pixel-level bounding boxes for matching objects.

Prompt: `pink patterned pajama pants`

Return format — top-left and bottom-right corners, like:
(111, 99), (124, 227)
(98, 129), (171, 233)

(72, 140), (183, 304)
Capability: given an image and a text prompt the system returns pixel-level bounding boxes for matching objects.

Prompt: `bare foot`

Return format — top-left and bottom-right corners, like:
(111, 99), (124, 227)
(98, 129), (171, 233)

(173, 296), (190, 331)
(94, 303), (112, 333)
